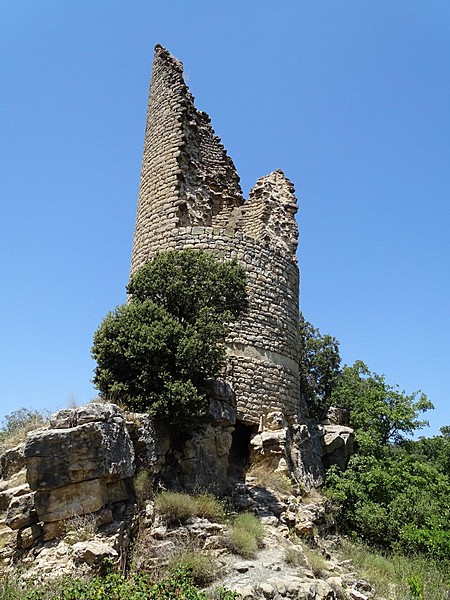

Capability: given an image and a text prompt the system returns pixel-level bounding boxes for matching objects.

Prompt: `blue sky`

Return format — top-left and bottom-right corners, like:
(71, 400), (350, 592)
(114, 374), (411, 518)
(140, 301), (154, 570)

(1, 1), (449, 436)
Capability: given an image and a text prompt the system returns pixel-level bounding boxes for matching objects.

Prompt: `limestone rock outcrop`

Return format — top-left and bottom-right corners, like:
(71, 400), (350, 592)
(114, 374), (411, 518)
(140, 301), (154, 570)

(0, 402), (136, 568)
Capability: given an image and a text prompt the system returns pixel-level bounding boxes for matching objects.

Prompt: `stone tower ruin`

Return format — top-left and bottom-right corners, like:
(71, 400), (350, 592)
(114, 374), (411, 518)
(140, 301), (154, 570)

(131, 45), (305, 435)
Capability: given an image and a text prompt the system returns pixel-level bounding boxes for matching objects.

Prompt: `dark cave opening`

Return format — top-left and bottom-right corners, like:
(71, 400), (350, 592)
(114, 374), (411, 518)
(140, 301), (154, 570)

(228, 420), (256, 481)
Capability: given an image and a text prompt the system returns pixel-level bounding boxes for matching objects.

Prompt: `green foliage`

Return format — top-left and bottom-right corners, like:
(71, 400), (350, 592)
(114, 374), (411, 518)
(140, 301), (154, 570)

(325, 360), (450, 559)
(233, 512), (264, 544)
(154, 491), (226, 525)
(340, 539), (449, 600)
(211, 587), (242, 600)
(1, 565), (240, 599)
(229, 526), (258, 558)
(228, 512), (264, 558)
(92, 250), (247, 431)
(299, 313), (341, 418)
(331, 361), (433, 451)
(407, 574), (424, 600)
(127, 249), (248, 325)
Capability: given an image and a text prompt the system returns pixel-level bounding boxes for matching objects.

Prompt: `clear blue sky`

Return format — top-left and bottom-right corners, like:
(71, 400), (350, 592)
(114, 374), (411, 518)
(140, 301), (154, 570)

(2, 1), (449, 436)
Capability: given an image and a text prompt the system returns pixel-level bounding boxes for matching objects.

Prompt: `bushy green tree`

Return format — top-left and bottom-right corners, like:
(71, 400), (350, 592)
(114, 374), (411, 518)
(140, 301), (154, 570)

(299, 313), (341, 418)
(325, 360), (450, 559)
(92, 250), (248, 431)
(331, 361), (432, 453)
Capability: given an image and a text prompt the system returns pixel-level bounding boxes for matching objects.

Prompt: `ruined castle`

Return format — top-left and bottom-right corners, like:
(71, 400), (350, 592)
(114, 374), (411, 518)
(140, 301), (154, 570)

(131, 45), (305, 430)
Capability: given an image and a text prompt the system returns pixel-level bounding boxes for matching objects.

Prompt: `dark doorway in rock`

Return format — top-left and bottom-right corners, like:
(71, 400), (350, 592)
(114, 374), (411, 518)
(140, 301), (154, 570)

(228, 420), (255, 481)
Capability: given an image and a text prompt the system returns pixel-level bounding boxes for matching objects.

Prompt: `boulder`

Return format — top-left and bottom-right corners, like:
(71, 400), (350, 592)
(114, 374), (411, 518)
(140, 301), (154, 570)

(0, 482), (30, 512)
(5, 493), (37, 530)
(49, 403), (125, 429)
(17, 523), (42, 549)
(0, 444), (26, 480)
(72, 540), (118, 566)
(322, 425), (355, 470)
(209, 398), (236, 426)
(25, 407), (135, 490)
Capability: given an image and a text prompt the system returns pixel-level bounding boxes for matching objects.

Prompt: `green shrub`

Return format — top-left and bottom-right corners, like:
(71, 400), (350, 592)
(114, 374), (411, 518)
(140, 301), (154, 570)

(1, 565), (209, 600)
(233, 513), (264, 544)
(168, 551), (216, 585)
(228, 512), (264, 558)
(194, 493), (225, 521)
(229, 526), (259, 558)
(155, 492), (198, 524)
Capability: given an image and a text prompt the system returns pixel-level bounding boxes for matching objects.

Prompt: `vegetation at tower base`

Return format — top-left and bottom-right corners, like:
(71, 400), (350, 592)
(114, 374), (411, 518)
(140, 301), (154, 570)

(92, 249), (248, 432)
(298, 313), (341, 419)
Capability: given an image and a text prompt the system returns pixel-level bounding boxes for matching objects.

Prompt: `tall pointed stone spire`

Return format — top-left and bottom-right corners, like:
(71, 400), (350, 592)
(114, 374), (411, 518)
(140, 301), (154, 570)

(130, 45), (243, 275)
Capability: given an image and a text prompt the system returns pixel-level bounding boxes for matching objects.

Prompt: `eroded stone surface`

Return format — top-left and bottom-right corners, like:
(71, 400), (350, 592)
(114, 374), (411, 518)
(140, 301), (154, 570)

(25, 405), (135, 490)
(34, 479), (107, 523)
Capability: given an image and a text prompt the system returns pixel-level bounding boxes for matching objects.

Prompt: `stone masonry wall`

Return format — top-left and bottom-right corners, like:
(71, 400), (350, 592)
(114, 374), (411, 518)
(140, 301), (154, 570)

(131, 45), (305, 424)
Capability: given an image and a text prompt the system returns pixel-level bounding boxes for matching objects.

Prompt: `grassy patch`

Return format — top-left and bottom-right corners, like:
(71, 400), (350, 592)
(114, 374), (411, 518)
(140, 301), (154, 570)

(229, 526), (258, 558)
(194, 492), (226, 522)
(168, 550), (217, 585)
(154, 491), (226, 526)
(339, 539), (450, 600)
(247, 462), (293, 495)
(302, 545), (329, 577)
(154, 492), (198, 525)
(227, 512), (264, 559)
(233, 513), (264, 544)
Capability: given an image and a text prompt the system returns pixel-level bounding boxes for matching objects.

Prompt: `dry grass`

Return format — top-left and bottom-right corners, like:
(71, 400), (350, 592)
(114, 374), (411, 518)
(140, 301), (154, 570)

(0, 408), (49, 453)
(194, 492), (225, 521)
(227, 512), (265, 558)
(339, 539), (450, 600)
(63, 513), (99, 543)
(302, 545), (329, 577)
(228, 527), (258, 558)
(246, 462), (293, 495)
(154, 491), (226, 525)
(155, 492), (198, 525)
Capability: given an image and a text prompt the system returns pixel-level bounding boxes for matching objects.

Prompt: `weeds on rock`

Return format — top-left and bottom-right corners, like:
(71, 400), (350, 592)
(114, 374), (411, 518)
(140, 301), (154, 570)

(133, 468), (153, 506)
(155, 492), (198, 525)
(227, 512), (264, 559)
(154, 491), (226, 525)
(194, 492), (226, 522)
(63, 513), (99, 543)
(246, 463), (293, 495)
(302, 545), (329, 577)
